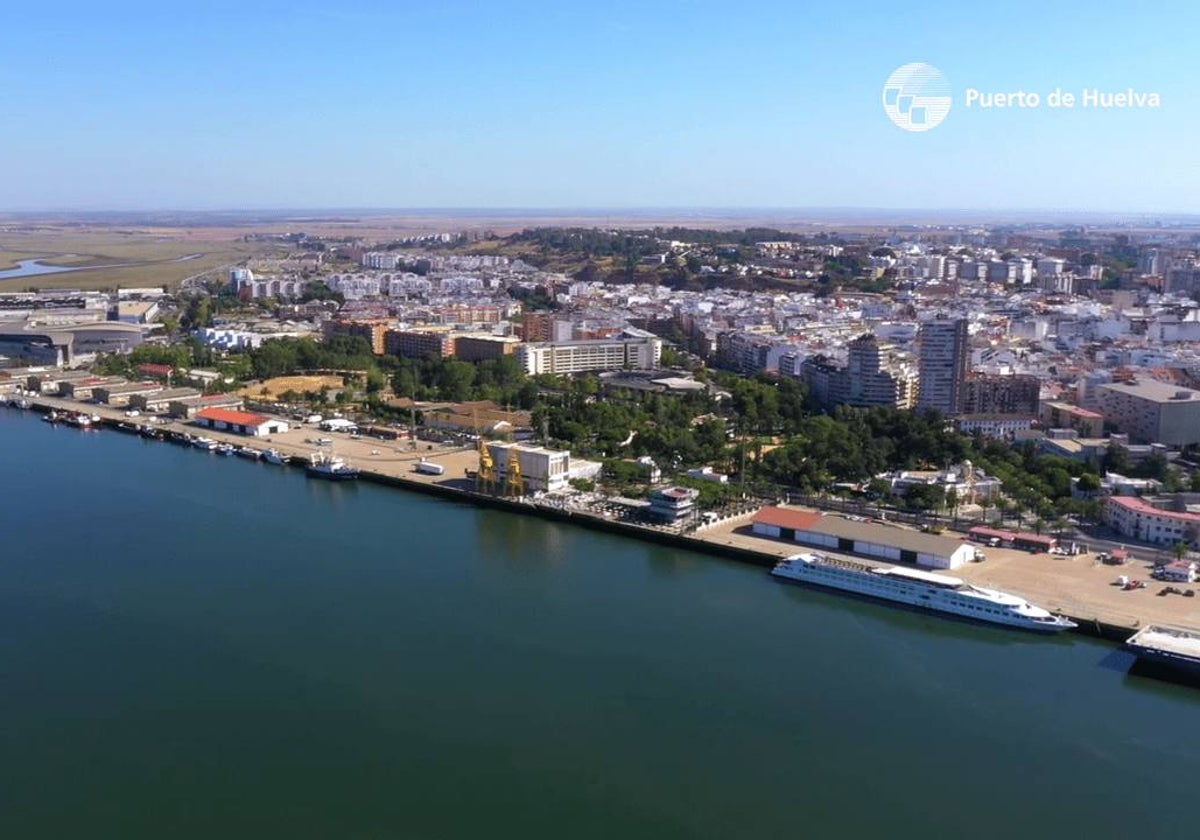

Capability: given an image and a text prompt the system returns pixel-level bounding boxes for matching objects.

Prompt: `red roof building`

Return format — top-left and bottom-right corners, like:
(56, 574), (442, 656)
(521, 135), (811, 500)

(194, 408), (289, 436)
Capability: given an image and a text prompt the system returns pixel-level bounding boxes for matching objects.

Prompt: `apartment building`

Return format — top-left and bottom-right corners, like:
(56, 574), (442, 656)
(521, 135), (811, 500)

(517, 336), (662, 376)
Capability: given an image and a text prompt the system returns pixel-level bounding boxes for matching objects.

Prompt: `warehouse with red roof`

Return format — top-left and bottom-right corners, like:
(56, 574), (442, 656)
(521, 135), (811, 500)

(194, 407), (289, 437)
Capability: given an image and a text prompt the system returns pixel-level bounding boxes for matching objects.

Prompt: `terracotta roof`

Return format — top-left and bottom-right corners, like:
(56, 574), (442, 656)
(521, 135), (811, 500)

(1108, 496), (1200, 523)
(753, 506), (823, 531)
(196, 408), (271, 426)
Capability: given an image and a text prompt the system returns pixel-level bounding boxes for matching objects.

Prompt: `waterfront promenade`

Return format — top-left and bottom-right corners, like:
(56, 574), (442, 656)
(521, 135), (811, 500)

(19, 395), (1200, 639)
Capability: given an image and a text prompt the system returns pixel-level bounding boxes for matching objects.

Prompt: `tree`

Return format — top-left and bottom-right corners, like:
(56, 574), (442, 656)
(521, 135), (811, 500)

(1076, 472), (1101, 494)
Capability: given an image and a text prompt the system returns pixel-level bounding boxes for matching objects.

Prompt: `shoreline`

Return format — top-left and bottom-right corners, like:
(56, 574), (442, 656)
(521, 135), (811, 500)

(7, 395), (1181, 643)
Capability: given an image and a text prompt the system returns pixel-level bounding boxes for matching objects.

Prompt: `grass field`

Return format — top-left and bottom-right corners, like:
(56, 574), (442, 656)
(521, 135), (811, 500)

(239, 375), (346, 401)
(0, 230), (277, 291)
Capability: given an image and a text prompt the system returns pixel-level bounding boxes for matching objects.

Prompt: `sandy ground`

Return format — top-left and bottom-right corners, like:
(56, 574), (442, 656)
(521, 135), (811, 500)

(238, 376), (346, 401)
(697, 509), (1200, 632)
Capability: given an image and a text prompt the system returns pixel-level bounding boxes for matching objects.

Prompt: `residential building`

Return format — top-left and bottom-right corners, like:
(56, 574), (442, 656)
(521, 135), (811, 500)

(1040, 401), (1104, 438)
(454, 335), (518, 362)
(385, 329), (456, 360)
(517, 336), (662, 376)
(917, 316), (969, 416)
(961, 373), (1040, 416)
(324, 319), (388, 355)
(797, 334), (915, 411)
(1105, 496), (1200, 546)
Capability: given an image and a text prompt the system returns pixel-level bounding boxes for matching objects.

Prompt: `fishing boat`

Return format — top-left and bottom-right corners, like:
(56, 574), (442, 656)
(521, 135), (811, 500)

(263, 448), (289, 465)
(305, 452), (360, 481)
(192, 437), (218, 452)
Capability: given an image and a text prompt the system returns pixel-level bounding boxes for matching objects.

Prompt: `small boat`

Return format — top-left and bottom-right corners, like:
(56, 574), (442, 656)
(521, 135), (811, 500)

(15, 399), (31, 410)
(305, 452), (360, 481)
(263, 448), (290, 465)
(192, 437), (218, 451)
(215, 443), (236, 456)
(236, 447), (263, 461)
(65, 413), (92, 428)
(42, 411), (59, 423)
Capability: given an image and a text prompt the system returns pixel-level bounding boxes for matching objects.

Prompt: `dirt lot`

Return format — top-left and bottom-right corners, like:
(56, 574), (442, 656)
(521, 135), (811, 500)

(239, 376), (347, 400)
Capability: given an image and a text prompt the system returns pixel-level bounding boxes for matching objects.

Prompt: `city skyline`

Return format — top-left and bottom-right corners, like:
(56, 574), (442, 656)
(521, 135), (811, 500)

(3, 1), (1198, 212)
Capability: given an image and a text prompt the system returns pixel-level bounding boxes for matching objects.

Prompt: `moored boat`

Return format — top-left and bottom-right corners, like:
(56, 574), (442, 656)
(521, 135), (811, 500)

(771, 553), (1076, 633)
(305, 452), (359, 481)
(263, 448), (289, 465)
(192, 437), (218, 451)
(236, 447), (263, 461)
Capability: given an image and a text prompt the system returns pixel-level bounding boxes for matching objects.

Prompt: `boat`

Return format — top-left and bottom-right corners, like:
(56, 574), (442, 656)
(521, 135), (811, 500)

(305, 452), (360, 481)
(192, 437), (218, 451)
(770, 553), (1077, 633)
(1125, 625), (1200, 677)
(42, 411), (59, 423)
(236, 447), (263, 461)
(263, 448), (289, 465)
(64, 412), (93, 428)
(215, 443), (236, 456)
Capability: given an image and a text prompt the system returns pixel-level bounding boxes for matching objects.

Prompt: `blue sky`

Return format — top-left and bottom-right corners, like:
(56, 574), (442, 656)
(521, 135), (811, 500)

(2, 0), (1197, 212)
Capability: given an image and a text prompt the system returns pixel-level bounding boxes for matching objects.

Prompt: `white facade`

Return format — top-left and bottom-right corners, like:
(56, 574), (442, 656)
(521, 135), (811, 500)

(487, 443), (571, 493)
(517, 337), (662, 376)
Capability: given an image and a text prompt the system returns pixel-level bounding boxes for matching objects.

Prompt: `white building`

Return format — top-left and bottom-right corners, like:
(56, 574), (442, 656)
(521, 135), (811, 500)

(487, 442), (571, 493)
(194, 408), (290, 437)
(517, 336), (662, 376)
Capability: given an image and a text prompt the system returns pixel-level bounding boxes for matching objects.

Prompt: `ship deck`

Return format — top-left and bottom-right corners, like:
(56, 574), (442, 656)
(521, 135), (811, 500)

(1126, 626), (1200, 661)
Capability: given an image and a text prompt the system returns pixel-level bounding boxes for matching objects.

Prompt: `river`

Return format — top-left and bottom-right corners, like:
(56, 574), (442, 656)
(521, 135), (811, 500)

(0, 408), (1197, 838)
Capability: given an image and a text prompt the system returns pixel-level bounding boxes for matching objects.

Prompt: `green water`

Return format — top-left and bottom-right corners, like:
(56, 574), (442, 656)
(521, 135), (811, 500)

(1, 410), (1197, 838)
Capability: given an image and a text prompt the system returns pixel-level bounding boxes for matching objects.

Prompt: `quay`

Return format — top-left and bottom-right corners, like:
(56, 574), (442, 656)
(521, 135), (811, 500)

(12, 394), (1200, 643)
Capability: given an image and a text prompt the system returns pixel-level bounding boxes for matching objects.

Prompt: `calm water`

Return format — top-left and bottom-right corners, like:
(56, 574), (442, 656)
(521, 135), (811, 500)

(0, 259), (84, 280)
(1, 409), (1198, 838)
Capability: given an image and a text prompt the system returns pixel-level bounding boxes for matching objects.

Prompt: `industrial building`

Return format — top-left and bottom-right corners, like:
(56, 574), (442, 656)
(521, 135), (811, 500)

(194, 408), (290, 437)
(92, 381), (163, 407)
(1097, 379), (1200, 446)
(129, 387), (203, 413)
(486, 442), (571, 493)
(751, 506), (976, 569)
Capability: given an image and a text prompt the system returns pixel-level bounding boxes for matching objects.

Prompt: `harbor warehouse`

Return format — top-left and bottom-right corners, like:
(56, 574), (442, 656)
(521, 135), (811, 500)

(194, 408), (289, 437)
(752, 506), (975, 570)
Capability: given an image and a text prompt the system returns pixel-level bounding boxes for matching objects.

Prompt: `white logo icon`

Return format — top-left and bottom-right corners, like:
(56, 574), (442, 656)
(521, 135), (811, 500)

(882, 63), (952, 132)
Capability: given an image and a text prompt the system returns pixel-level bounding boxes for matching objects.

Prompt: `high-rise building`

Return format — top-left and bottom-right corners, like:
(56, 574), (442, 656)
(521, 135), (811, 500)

(797, 335), (915, 411)
(917, 316), (969, 416)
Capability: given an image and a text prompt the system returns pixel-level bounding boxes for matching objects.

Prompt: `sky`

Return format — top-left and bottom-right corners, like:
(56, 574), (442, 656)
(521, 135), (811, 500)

(2, 0), (1198, 213)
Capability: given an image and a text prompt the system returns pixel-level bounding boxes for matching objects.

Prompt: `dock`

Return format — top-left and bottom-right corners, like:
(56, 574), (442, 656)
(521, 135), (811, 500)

(10, 394), (1200, 642)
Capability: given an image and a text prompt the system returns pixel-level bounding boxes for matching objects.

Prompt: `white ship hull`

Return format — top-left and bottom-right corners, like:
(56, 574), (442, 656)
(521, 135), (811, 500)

(772, 553), (1076, 633)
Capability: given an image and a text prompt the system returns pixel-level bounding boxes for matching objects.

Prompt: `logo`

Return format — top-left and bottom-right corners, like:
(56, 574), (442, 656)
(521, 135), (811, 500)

(882, 63), (952, 132)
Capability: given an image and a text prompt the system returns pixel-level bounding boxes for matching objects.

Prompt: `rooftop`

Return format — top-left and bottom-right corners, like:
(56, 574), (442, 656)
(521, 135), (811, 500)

(196, 407), (271, 426)
(1101, 379), (1200, 404)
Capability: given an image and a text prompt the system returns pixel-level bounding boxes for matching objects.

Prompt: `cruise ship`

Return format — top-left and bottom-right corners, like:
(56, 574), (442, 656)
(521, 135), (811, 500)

(771, 553), (1077, 632)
